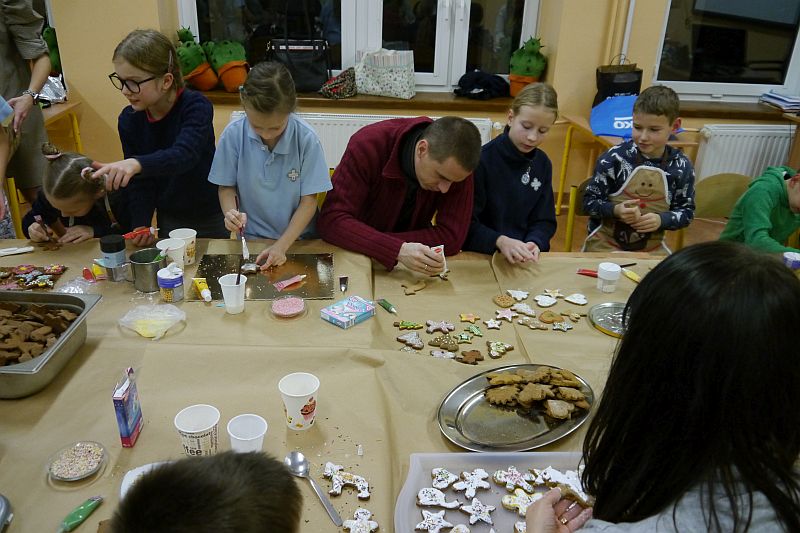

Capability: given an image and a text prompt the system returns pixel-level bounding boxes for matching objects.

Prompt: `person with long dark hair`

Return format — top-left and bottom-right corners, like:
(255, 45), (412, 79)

(528, 241), (800, 532)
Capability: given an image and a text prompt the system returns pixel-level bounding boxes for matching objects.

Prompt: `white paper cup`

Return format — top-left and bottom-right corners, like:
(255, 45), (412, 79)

(278, 372), (320, 430)
(227, 414), (268, 453)
(218, 273), (247, 314)
(156, 238), (186, 269)
(169, 228), (198, 265)
(174, 404), (220, 456)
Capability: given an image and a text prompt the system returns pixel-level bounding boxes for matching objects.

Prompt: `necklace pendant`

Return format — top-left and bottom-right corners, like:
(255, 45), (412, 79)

(520, 172), (530, 185)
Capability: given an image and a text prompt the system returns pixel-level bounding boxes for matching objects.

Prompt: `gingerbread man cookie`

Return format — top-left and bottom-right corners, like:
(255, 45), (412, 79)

(456, 349), (484, 365)
(343, 508), (379, 533)
(459, 497), (495, 525)
(397, 331), (424, 350)
(502, 488), (542, 516)
(402, 279), (427, 295)
(416, 488), (461, 509)
(431, 467), (459, 489)
(415, 510), (453, 532)
(452, 468), (490, 498)
(493, 466), (536, 492)
(323, 462), (370, 499)
(426, 320), (455, 334)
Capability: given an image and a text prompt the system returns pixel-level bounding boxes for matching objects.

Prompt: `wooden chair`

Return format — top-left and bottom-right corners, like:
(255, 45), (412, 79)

(3, 176), (24, 238)
(563, 178), (591, 252)
(674, 172), (752, 250)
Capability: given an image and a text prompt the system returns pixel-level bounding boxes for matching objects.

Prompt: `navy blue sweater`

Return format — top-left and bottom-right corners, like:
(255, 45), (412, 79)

(118, 89), (222, 228)
(22, 189), (132, 238)
(463, 130), (556, 254)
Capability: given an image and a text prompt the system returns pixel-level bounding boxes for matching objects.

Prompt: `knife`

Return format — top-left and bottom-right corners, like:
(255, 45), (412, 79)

(234, 196), (249, 260)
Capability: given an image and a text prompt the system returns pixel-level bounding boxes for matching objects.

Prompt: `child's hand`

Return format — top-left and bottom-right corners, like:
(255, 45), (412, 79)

(59, 225), (94, 244)
(397, 242), (445, 275)
(224, 209), (247, 234)
(130, 226), (155, 247)
(614, 200), (641, 224)
(28, 222), (51, 242)
(526, 488), (593, 533)
(496, 235), (537, 264)
(631, 212), (661, 233)
(93, 158), (142, 190)
(256, 244), (287, 270)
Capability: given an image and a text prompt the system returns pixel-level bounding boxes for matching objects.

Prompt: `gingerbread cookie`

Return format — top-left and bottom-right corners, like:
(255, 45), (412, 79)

(518, 383), (555, 407)
(517, 317), (548, 330)
(531, 466), (592, 507)
(397, 331), (424, 350)
(452, 469), (490, 498)
(556, 387), (585, 402)
(430, 349), (456, 359)
(394, 320), (423, 330)
(506, 289), (529, 301)
(484, 385), (519, 406)
(564, 293), (588, 305)
(493, 294), (515, 308)
(552, 322), (573, 332)
(416, 488), (461, 509)
(323, 462), (370, 499)
(502, 488), (542, 517)
(431, 468), (459, 489)
(455, 331), (473, 344)
(549, 369), (582, 388)
(495, 308), (517, 322)
(456, 350), (484, 365)
(560, 310), (586, 323)
(426, 320), (455, 334)
(487, 373), (524, 386)
(415, 510), (453, 532)
(43, 264), (66, 275)
(483, 318), (501, 330)
(544, 399), (575, 419)
(515, 522), (527, 533)
(511, 303), (536, 317)
(465, 324), (483, 337)
(487, 341), (513, 359)
(538, 310), (564, 324)
(429, 334), (459, 352)
(450, 526), (471, 533)
(533, 294), (557, 307)
(402, 280), (427, 295)
(493, 466), (536, 493)
(459, 313), (480, 323)
(343, 508), (379, 533)
(543, 288), (564, 299)
(517, 367), (552, 383)
(459, 497), (495, 526)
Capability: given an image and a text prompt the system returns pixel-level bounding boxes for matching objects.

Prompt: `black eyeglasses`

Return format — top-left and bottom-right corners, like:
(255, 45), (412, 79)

(108, 73), (157, 93)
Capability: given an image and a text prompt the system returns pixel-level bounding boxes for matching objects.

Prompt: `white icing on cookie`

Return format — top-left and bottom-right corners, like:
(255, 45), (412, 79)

(564, 293), (588, 305)
(515, 521), (527, 533)
(533, 294), (557, 307)
(431, 467), (459, 489)
(459, 497), (495, 525)
(323, 462), (370, 499)
(506, 289), (529, 301)
(343, 508), (379, 533)
(397, 331), (424, 349)
(493, 465), (536, 492)
(532, 465), (590, 504)
(501, 488), (543, 516)
(451, 526), (471, 533)
(415, 509), (453, 532)
(511, 302), (536, 316)
(452, 469), (490, 499)
(417, 487), (461, 509)
(426, 320), (455, 334)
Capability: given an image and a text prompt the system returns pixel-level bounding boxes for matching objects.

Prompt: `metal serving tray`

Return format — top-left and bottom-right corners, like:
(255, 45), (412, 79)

(0, 291), (101, 399)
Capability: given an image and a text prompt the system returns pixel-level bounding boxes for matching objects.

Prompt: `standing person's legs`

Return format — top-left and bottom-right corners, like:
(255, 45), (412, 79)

(6, 105), (46, 204)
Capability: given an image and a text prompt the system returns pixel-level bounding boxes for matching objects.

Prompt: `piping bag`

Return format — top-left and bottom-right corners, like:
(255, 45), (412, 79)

(57, 496), (102, 532)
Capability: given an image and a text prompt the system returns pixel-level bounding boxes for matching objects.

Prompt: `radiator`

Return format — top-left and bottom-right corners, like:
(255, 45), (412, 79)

(694, 124), (796, 180)
(230, 111), (494, 170)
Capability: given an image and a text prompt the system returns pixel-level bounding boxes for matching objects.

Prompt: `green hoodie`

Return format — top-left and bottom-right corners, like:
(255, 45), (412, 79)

(719, 165), (800, 253)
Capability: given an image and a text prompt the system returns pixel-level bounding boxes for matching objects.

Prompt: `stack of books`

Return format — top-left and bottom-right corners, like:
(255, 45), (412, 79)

(760, 90), (800, 112)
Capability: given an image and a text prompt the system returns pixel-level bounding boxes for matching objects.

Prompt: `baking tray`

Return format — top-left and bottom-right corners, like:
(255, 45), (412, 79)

(190, 253), (335, 301)
(395, 451), (583, 532)
(0, 291), (101, 399)
(587, 302), (626, 338)
(438, 364), (594, 453)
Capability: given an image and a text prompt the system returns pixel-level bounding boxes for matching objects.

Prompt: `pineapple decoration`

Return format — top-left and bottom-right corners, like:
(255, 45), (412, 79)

(508, 37), (547, 96)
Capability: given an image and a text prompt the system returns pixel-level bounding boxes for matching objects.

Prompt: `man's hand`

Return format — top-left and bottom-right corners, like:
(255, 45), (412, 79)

(224, 209), (247, 234)
(93, 159), (142, 190)
(58, 225), (94, 244)
(257, 243), (288, 270)
(613, 200), (641, 225)
(397, 242), (445, 275)
(630, 212), (661, 233)
(496, 235), (539, 264)
(526, 488), (593, 533)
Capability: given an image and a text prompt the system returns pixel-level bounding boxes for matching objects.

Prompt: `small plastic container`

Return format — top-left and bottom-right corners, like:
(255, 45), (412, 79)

(157, 266), (184, 303)
(47, 441), (107, 482)
(271, 295), (306, 319)
(100, 235), (126, 268)
(596, 262), (621, 293)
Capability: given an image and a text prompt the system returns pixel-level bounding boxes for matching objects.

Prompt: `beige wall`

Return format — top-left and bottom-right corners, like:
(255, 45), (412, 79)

(49, 0), (776, 192)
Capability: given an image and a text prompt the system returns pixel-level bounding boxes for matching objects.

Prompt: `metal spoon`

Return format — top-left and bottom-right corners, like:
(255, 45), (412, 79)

(284, 451), (343, 526)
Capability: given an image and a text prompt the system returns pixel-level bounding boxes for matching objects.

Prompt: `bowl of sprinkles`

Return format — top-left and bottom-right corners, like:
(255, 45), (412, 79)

(270, 296), (306, 319)
(47, 441), (106, 481)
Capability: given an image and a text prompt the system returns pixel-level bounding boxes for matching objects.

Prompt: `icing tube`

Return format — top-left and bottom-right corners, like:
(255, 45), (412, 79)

(273, 274), (307, 291)
(57, 496), (103, 533)
(192, 278), (212, 302)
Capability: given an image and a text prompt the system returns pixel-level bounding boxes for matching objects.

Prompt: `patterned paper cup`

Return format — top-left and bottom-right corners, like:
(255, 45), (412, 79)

(278, 372), (320, 430)
(174, 404), (220, 456)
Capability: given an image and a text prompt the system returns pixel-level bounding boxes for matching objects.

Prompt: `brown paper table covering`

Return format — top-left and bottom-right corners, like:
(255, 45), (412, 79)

(0, 238), (658, 532)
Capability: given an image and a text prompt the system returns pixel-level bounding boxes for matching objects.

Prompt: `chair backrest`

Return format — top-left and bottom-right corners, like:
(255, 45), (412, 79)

(694, 172), (752, 218)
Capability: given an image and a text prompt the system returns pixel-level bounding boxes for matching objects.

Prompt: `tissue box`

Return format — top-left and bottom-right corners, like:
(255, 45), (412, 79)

(113, 368), (143, 447)
(320, 296), (375, 329)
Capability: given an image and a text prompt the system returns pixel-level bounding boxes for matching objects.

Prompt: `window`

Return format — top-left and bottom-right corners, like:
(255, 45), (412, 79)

(655, 0), (800, 100)
(177, 0), (540, 91)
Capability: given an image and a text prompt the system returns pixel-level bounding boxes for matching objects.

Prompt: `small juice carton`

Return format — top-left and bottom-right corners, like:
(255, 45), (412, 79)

(320, 296), (375, 329)
(113, 367), (143, 447)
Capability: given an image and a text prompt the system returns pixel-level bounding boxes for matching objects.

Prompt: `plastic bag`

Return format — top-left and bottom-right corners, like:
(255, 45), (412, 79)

(118, 304), (186, 340)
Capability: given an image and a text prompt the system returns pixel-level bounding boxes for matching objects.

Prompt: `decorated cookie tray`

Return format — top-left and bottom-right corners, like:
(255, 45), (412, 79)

(395, 451), (582, 532)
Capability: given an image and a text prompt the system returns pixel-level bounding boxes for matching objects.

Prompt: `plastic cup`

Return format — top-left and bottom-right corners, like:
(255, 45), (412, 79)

(169, 228), (198, 266)
(218, 273), (247, 314)
(174, 404), (220, 456)
(156, 238), (186, 269)
(226, 414), (268, 453)
(278, 372), (320, 431)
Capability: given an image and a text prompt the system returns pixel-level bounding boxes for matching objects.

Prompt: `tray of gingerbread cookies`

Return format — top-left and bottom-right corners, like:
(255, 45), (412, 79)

(437, 364), (594, 453)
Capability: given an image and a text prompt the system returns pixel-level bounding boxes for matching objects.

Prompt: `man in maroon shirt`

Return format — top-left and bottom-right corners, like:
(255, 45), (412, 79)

(317, 116), (481, 273)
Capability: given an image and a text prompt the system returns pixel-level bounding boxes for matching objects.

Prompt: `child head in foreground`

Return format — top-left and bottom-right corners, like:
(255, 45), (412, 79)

(632, 85), (681, 160)
(110, 451), (302, 533)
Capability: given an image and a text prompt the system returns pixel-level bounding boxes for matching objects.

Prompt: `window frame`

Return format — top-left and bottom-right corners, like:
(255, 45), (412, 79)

(653, 0), (800, 102)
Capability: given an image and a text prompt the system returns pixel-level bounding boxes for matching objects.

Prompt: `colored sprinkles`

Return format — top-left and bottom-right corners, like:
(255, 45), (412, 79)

(49, 441), (105, 480)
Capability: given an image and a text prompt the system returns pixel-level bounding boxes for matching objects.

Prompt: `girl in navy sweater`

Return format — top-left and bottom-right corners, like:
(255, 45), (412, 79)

(92, 30), (226, 246)
(464, 82), (558, 263)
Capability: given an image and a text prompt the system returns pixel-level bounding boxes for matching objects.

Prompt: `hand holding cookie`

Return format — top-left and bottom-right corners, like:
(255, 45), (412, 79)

(398, 242), (445, 275)
(496, 236), (538, 264)
(525, 488), (593, 533)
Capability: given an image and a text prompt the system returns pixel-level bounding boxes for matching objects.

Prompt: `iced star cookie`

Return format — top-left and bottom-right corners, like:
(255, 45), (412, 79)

(431, 467), (459, 489)
(495, 308), (517, 322)
(502, 488), (543, 516)
(416, 487), (461, 509)
(459, 497), (495, 525)
(343, 508), (379, 533)
(415, 509), (453, 532)
(483, 318), (502, 330)
(493, 465), (536, 492)
(452, 468), (490, 498)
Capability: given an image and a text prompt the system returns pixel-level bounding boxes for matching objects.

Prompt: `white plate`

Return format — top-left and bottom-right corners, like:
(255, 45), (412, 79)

(119, 461), (170, 499)
(394, 451), (583, 532)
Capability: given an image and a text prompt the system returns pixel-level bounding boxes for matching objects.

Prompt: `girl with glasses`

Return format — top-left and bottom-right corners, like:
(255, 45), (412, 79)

(92, 29), (227, 246)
